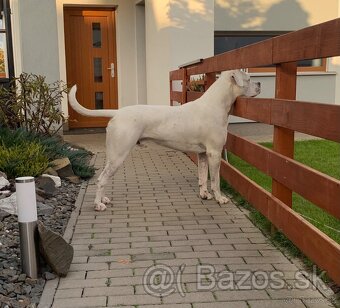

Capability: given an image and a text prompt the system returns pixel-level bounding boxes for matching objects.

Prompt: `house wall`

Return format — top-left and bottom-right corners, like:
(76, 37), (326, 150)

(135, 2), (147, 105)
(145, 0), (214, 105)
(215, 0), (338, 31)
(215, 0), (340, 112)
(16, 0), (60, 83)
(12, 0), (140, 121)
(10, 0), (340, 129)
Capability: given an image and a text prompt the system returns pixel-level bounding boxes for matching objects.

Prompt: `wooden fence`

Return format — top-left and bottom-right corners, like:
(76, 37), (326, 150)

(169, 18), (340, 285)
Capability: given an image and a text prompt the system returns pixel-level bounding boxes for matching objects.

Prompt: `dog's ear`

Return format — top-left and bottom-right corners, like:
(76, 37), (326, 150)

(231, 70), (244, 87)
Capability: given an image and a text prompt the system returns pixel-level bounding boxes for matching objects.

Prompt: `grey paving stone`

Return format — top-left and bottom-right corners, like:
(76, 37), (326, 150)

(215, 289), (270, 301)
(108, 294), (161, 306)
(302, 298), (337, 308)
(83, 285), (134, 296)
(52, 296), (106, 308)
(267, 288), (324, 299)
(194, 302), (248, 308)
(44, 144), (333, 307)
(54, 289), (83, 299)
(140, 305), (192, 308)
(58, 278), (107, 289)
(162, 292), (215, 304)
(248, 299), (306, 308)
(132, 252), (176, 261)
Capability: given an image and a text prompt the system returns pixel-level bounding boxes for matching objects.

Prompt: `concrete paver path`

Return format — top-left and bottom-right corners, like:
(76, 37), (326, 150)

(40, 143), (335, 308)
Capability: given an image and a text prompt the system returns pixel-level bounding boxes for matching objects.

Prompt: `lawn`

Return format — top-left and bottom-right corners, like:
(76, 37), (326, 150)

(224, 139), (340, 254)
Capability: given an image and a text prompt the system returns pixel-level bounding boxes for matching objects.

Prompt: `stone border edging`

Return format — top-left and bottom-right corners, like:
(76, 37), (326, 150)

(37, 178), (89, 308)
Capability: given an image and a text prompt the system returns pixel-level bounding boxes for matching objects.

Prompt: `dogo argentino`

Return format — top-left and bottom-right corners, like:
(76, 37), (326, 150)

(68, 70), (261, 211)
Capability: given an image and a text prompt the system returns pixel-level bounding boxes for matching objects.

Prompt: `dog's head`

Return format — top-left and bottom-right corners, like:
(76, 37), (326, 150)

(223, 70), (261, 98)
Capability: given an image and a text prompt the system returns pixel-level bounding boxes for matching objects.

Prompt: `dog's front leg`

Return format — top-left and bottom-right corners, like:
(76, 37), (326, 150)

(207, 151), (229, 205)
(198, 153), (213, 200)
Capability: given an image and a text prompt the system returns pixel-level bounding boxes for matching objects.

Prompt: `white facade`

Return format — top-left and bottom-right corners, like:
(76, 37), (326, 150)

(9, 0), (340, 127)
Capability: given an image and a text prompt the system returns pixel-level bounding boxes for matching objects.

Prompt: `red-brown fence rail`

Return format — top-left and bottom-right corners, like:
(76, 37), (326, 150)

(169, 18), (340, 285)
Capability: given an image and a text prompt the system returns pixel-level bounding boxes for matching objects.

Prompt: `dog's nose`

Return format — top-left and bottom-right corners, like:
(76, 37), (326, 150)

(256, 82), (261, 88)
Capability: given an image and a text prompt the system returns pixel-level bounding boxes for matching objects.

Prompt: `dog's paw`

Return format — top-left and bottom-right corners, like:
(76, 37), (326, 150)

(200, 190), (213, 200)
(94, 203), (107, 211)
(101, 197), (111, 204)
(216, 196), (230, 205)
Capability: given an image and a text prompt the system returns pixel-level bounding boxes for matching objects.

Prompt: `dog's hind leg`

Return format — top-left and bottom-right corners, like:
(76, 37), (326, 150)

(94, 125), (141, 211)
(198, 153), (212, 200)
(206, 150), (229, 205)
(94, 162), (116, 211)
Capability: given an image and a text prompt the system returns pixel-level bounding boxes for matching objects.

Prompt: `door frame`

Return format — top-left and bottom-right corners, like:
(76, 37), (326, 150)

(63, 6), (119, 128)
(56, 4), (120, 130)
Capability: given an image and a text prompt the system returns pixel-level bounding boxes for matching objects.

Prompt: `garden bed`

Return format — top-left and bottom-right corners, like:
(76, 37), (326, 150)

(0, 179), (82, 307)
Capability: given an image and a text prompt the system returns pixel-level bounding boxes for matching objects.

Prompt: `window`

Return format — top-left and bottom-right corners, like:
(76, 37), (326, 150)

(0, 0), (14, 85)
(214, 31), (326, 72)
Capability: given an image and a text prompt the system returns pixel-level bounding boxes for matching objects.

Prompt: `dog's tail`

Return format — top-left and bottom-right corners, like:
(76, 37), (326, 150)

(68, 85), (117, 118)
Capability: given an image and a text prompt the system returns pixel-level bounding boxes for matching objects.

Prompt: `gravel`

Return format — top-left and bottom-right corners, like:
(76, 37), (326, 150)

(0, 179), (82, 308)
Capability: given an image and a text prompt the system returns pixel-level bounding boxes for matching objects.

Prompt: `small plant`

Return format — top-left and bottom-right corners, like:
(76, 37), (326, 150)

(0, 127), (95, 179)
(0, 73), (68, 135)
(188, 76), (205, 92)
(0, 141), (49, 179)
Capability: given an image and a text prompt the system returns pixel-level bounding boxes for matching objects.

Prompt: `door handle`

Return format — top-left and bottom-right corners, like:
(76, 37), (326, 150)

(107, 63), (115, 78)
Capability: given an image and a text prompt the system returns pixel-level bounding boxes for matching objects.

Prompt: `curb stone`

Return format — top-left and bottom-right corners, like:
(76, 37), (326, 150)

(37, 176), (89, 308)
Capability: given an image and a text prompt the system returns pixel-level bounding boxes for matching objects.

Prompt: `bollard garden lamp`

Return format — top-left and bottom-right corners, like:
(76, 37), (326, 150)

(16, 176), (38, 279)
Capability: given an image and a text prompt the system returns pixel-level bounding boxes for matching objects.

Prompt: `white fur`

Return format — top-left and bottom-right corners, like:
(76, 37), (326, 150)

(68, 70), (261, 211)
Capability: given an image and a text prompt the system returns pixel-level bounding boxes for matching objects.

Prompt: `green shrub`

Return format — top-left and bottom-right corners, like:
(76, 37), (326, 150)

(0, 73), (68, 135)
(0, 127), (95, 179)
(0, 141), (49, 179)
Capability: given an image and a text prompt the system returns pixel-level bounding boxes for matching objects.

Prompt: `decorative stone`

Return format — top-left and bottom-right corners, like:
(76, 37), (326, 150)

(38, 221), (73, 277)
(41, 174), (61, 188)
(37, 203), (54, 216)
(35, 176), (57, 198)
(0, 209), (11, 221)
(0, 177), (10, 189)
(17, 273), (26, 282)
(0, 193), (17, 215)
(42, 271), (56, 280)
(0, 171), (7, 179)
(42, 167), (58, 177)
(0, 190), (11, 200)
(50, 157), (75, 179)
(66, 175), (81, 184)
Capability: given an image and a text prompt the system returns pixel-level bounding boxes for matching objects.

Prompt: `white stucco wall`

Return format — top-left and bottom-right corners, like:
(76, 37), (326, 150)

(215, 0), (338, 31)
(145, 0), (214, 105)
(16, 0), (60, 83)
(135, 2), (147, 105)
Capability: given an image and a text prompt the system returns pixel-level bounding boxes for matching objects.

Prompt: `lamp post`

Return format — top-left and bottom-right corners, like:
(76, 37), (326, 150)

(16, 176), (38, 279)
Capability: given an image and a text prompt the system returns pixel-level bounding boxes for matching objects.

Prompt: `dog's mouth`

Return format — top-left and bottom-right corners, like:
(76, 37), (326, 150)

(250, 92), (260, 97)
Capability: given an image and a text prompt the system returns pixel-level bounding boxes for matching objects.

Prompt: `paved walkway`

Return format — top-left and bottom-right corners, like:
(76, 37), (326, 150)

(41, 143), (335, 308)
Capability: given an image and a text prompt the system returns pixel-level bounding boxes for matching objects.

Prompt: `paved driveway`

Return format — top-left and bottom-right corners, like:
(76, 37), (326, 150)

(39, 143), (335, 308)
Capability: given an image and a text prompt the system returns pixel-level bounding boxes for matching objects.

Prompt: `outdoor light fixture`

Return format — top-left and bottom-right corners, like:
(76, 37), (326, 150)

(16, 176), (38, 279)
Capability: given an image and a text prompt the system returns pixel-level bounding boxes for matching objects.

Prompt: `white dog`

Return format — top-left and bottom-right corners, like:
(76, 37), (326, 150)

(68, 70), (260, 211)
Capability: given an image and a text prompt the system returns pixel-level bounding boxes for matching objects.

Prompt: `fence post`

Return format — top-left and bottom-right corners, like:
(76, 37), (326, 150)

(271, 62), (297, 235)
(181, 68), (188, 104)
(205, 73), (216, 90)
(169, 72), (173, 106)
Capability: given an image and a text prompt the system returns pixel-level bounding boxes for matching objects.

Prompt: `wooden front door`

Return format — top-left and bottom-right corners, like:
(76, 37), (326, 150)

(64, 8), (118, 128)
